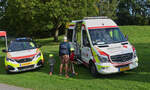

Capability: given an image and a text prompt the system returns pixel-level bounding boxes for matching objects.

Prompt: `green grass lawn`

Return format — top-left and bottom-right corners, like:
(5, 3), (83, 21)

(0, 26), (150, 90)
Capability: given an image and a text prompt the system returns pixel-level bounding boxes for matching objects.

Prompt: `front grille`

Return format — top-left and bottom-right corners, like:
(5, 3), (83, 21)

(110, 53), (133, 63)
(18, 65), (34, 70)
(115, 64), (129, 68)
(15, 57), (33, 63)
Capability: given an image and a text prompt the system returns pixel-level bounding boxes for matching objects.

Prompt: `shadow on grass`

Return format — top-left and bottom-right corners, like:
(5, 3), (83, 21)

(0, 56), (6, 74)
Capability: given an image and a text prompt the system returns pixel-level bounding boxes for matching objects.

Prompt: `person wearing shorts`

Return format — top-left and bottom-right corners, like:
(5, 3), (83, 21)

(59, 36), (70, 78)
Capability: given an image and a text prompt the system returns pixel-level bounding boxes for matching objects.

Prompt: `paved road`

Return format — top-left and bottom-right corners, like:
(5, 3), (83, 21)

(0, 83), (31, 90)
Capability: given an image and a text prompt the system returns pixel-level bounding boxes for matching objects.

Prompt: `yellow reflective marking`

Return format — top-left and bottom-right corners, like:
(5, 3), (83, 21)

(96, 65), (101, 70)
(30, 42), (35, 47)
(91, 48), (100, 63)
(109, 30), (113, 37)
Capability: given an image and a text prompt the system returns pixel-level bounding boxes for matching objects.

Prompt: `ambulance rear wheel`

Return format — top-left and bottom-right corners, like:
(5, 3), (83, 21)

(90, 61), (99, 77)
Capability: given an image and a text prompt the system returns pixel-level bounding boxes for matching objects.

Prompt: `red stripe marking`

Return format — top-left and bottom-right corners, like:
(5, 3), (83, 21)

(95, 47), (109, 56)
(88, 26), (118, 29)
(11, 53), (37, 59)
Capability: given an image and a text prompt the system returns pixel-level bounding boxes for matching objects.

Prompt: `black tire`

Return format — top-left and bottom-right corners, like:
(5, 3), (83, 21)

(6, 70), (11, 74)
(89, 61), (99, 77)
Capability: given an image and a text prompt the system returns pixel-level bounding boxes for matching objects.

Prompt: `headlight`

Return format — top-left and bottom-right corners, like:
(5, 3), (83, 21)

(98, 55), (109, 63)
(7, 58), (15, 62)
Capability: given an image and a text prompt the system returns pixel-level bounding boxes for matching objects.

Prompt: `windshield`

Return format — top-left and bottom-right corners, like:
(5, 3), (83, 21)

(8, 41), (37, 52)
(89, 28), (127, 45)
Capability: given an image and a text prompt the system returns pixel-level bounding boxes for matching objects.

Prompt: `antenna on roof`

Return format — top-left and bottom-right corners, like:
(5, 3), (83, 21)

(84, 16), (108, 20)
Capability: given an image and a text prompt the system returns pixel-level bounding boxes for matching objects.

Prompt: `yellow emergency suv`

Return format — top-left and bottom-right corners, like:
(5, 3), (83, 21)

(2, 37), (44, 73)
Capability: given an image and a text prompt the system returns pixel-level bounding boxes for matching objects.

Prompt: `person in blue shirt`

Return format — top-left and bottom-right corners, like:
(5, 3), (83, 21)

(59, 36), (71, 78)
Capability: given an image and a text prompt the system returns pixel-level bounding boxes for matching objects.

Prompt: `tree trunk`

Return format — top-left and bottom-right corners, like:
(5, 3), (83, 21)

(53, 24), (61, 42)
(65, 28), (67, 36)
(54, 28), (59, 42)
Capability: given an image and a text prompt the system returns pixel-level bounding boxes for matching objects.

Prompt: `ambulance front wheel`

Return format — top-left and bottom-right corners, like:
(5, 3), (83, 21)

(89, 61), (99, 77)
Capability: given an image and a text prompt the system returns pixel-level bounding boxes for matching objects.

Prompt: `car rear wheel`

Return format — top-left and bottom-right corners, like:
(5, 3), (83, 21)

(6, 70), (11, 74)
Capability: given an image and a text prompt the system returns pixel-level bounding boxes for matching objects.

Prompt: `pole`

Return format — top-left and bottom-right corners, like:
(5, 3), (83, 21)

(5, 35), (8, 50)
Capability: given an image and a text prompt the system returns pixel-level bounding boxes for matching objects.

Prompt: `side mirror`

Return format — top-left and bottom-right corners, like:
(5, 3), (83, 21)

(2, 49), (7, 53)
(125, 35), (128, 40)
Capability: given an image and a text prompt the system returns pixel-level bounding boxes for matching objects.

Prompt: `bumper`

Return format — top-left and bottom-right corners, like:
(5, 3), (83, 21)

(5, 53), (44, 73)
(5, 59), (44, 73)
(6, 63), (43, 72)
(96, 58), (138, 74)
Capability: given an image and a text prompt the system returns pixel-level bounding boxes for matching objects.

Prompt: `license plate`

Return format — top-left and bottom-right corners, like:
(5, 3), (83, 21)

(21, 62), (32, 66)
(120, 66), (129, 71)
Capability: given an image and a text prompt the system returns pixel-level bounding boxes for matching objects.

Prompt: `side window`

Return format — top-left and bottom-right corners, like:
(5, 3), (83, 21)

(83, 30), (90, 47)
(113, 29), (123, 41)
(67, 29), (73, 42)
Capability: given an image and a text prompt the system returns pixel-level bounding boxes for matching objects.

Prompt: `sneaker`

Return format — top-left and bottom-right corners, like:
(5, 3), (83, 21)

(72, 72), (78, 76)
(75, 72), (78, 76)
(65, 74), (69, 78)
(69, 73), (74, 77)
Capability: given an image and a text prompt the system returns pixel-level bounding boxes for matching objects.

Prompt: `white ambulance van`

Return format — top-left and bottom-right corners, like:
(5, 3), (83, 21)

(67, 17), (138, 76)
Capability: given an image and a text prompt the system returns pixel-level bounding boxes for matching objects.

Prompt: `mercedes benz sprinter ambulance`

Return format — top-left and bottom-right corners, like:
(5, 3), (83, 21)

(67, 17), (138, 76)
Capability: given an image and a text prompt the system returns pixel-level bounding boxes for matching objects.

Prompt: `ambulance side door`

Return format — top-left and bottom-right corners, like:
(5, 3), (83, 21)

(81, 29), (92, 64)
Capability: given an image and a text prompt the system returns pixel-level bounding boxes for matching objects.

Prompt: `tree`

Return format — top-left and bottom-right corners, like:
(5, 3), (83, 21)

(3, 0), (52, 37)
(2, 0), (97, 40)
(117, 0), (150, 25)
(0, 0), (7, 30)
(45, 0), (97, 41)
(96, 0), (119, 19)
(116, 0), (133, 25)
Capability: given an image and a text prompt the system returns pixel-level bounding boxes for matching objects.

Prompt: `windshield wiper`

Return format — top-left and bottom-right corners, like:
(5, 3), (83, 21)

(95, 41), (109, 47)
(98, 45), (109, 47)
(121, 42), (128, 45)
(112, 41), (121, 43)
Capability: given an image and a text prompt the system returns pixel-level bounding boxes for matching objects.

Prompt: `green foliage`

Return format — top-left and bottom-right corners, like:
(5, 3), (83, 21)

(96, 0), (119, 19)
(0, 0), (97, 39)
(0, 0), (150, 38)
(45, 0), (97, 41)
(3, 0), (52, 37)
(117, 0), (150, 25)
